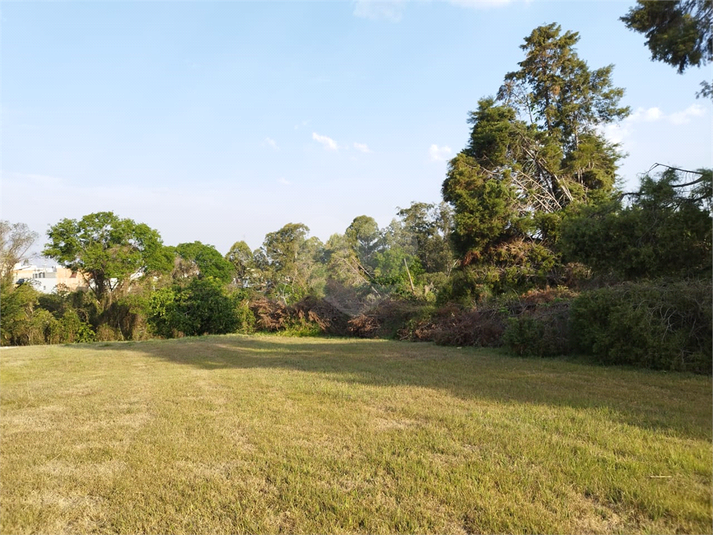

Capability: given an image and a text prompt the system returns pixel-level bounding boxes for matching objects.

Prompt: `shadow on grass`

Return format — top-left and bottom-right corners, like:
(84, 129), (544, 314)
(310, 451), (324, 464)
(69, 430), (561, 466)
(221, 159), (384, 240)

(88, 334), (712, 441)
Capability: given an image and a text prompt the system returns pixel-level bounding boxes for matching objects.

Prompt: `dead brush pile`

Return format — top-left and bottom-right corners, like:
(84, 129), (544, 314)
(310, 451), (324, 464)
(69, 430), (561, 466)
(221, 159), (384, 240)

(249, 298), (289, 332)
(290, 296), (351, 336)
(347, 299), (427, 339)
(249, 296), (351, 335)
(406, 304), (507, 347)
(405, 287), (576, 350)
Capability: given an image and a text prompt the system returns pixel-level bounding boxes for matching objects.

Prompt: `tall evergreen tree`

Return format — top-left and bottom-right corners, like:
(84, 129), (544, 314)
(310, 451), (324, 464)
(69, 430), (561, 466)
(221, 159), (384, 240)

(442, 24), (629, 295)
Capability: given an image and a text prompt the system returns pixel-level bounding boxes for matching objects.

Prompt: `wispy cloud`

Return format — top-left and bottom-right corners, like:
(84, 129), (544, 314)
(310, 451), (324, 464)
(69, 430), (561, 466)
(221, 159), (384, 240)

(352, 0), (407, 22)
(278, 177), (291, 186)
(294, 120), (309, 130)
(353, 142), (371, 153)
(429, 144), (452, 162)
(264, 137), (279, 150)
(669, 104), (706, 125)
(602, 104), (708, 144)
(312, 132), (338, 151)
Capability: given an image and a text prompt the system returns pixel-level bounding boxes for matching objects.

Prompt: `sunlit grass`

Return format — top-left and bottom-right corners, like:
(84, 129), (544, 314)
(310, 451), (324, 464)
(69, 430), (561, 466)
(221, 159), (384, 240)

(1, 335), (711, 534)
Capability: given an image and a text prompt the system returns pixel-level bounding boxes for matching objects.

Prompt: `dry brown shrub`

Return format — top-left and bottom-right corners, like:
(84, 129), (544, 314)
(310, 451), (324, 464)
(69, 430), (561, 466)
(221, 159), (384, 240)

(347, 299), (425, 339)
(428, 307), (507, 347)
(249, 298), (289, 332)
(289, 296), (351, 336)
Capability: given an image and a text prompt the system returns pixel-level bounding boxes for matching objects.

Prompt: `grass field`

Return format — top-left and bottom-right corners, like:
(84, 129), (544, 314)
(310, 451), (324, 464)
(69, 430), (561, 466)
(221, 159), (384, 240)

(1, 335), (711, 534)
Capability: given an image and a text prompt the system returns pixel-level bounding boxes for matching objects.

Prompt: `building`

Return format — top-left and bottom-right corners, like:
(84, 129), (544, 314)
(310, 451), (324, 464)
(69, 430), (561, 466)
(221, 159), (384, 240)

(12, 262), (88, 293)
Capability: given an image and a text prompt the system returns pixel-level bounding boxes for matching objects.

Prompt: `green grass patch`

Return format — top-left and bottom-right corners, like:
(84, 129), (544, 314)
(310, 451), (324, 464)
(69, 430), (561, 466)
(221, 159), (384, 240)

(1, 336), (711, 534)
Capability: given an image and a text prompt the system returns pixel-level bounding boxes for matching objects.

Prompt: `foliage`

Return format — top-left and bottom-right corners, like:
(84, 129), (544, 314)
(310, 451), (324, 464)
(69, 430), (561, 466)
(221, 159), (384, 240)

(256, 223), (325, 304)
(396, 202), (455, 276)
(0, 221), (38, 287)
(621, 0), (712, 98)
(57, 310), (96, 343)
(43, 212), (174, 307)
(225, 240), (255, 287)
(502, 305), (570, 357)
(345, 215), (382, 273)
(561, 167), (712, 279)
(0, 283), (41, 345)
(1, 283), (95, 345)
(442, 24), (628, 298)
(172, 241), (234, 284)
(571, 279), (712, 373)
(146, 278), (241, 338)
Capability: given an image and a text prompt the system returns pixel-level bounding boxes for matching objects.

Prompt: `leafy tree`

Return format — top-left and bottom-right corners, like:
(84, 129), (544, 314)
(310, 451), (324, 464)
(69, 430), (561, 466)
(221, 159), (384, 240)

(622, 0), (712, 98)
(173, 241), (233, 284)
(225, 240), (255, 287)
(323, 233), (370, 288)
(43, 212), (174, 307)
(259, 223), (324, 303)
(0, 221), (38, 287)
(561, 166), (712, 279)
(396, 202), (454, 275)
(442, 24), (629, 296)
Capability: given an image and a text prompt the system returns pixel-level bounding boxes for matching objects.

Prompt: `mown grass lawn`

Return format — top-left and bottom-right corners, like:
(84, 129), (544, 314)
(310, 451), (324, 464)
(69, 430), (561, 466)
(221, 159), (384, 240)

(1, 335), (711, 534)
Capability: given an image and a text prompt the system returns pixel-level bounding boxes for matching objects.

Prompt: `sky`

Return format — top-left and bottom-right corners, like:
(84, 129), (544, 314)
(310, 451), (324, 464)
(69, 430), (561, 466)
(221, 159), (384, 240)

(2, 0), (711, 258)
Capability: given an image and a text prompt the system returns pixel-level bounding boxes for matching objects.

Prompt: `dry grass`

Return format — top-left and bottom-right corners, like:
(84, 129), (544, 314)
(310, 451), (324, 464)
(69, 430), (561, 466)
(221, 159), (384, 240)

(1, 336), (711, 534)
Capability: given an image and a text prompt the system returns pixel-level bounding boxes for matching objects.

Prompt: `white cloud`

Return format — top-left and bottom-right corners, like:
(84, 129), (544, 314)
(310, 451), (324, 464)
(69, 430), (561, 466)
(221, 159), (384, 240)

(312, 132), (338, 151)
(277, 177), (291, 186)
(629, 107), (664, 122)
(264, 137), (279, 150)
(669, 104), (706, 125)
(353, 142), (371, 153)
(352, 0), (406, 22)
(601, 104), (708, 144)
(429, 144), (452, 162)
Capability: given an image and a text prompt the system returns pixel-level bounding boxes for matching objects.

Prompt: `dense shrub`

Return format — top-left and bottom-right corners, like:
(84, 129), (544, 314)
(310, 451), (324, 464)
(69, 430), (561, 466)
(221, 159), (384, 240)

(101, 295), (151, 341)
(571, 279), (712, 373)
(290, 296), (350, 336)
(147, 278), (242, 338)
(58, 310), (96, 343)
(502, 304), (570, 357)
(1, 283), (40, 345)
(1, 284), (96, 345)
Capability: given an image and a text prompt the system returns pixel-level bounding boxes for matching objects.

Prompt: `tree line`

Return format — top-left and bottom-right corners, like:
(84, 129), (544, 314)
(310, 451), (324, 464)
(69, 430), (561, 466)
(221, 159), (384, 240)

(1, 20), (710, 372)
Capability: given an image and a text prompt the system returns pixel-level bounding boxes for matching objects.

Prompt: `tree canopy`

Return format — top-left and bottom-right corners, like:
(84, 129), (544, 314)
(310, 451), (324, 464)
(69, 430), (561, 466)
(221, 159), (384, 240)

(621, 0), (712, 98)
(43, 212), (173, 306)
(561, 166), (712, 279)
(442, 24), (629, 295)
(0, 221), (38, 287)
(173, 241), (233, 284)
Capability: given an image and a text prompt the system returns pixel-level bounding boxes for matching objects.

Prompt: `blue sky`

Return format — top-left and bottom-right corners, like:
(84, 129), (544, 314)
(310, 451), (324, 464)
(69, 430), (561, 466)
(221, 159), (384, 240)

(2, 0), (711, 255)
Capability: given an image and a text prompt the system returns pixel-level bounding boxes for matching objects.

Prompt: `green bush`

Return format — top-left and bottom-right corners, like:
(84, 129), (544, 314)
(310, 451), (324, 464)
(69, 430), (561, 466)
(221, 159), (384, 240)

(1, 283), (41, 346)
(147, 278), (242, 338)
(502, 305), (570, 358)
(571, 280), (712, 373)
(233, 297), (256, 334)
(59, 310), (96, 343)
